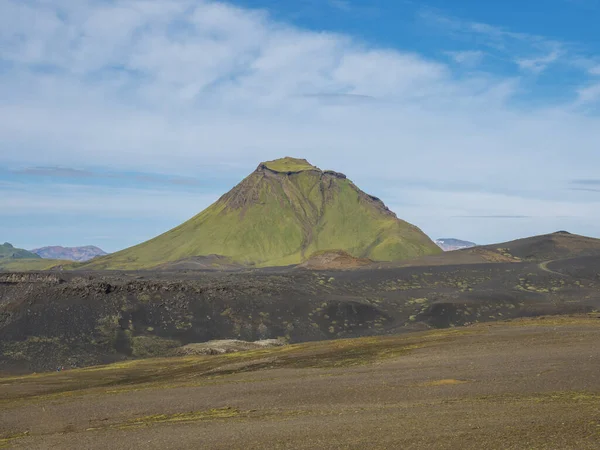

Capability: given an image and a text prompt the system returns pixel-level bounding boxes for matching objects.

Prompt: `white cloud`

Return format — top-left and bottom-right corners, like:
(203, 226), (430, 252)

(328, 0), (352, 11)
(589, 65), (600, 76)
(575, 83), (600, 106)
(420, 9), (567, 74)
(1, 0), (600, 245)
(516, 50), (561, 73)
(445, 50), (484, 66)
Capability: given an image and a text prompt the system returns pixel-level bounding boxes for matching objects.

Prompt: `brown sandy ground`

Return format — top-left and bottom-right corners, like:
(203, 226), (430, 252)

(1, 315), (600, 449)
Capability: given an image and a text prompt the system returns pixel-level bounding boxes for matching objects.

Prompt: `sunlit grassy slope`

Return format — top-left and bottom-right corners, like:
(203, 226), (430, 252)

(0, 243), (39, 259)
(0, 258), (70, 271)
(262, 157), (317, 172)
(82, 157), (440, 269)
(0, 243), (66, 271)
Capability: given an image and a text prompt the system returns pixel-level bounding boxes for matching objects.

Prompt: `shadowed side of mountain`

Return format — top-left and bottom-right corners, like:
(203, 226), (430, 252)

(80, 157), (440, 270)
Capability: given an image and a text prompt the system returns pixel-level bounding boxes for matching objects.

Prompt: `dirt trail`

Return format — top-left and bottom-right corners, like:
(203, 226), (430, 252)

(538, 260), (568, 277)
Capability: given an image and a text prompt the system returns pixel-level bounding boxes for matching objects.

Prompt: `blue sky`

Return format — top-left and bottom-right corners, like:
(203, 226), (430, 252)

(1, 0), (600, 252)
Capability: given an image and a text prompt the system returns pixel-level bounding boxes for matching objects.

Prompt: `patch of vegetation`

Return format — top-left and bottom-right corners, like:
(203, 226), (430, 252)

(0, 336), (64, 362)
(419, 379), (469, 387)
(0, 431), (29, 449)
(262, 157), (317, 173)
(0, 258), (69, 271)
(105, 407), (243, 430)
(131, 336), (180, 358)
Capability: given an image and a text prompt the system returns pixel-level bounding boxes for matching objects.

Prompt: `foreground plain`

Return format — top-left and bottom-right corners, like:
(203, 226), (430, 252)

(1, 315), (600, 449)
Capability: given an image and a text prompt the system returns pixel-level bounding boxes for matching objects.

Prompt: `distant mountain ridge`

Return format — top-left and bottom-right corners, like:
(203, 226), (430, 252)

(31, 246), (107, 262)
(81, 157), (441, 270)
(435, 238), (477, 251)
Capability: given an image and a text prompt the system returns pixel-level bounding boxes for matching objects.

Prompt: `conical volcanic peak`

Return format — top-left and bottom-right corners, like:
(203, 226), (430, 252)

(260, 157), (319, 174)
(82, 157), (441, 269)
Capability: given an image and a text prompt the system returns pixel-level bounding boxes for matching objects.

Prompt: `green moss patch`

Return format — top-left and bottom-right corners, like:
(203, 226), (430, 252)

(262, 157), (317, 173)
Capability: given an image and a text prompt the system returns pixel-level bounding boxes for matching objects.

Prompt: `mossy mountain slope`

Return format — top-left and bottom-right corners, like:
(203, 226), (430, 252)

(0, 243), (40, 260)
(83, 157), (440, 269)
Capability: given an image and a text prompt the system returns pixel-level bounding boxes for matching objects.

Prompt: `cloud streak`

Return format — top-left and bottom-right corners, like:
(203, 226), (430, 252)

(452, 215), (531, 219)
(445, 50), (484, 67)
(9, 166), (207, 186)
(570, 179), (600, 185)
(419, 8), (574, 75)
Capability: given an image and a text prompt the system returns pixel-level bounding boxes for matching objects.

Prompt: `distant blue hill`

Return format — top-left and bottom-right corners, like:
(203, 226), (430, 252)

(435, 238), (477, 251)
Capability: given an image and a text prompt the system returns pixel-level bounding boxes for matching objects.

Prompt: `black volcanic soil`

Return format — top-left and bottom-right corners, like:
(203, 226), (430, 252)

(2, 252), (600, 372)
(1, 316), (600, 449)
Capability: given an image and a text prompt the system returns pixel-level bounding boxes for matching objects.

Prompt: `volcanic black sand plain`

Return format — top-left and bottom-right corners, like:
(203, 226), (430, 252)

(2, 232), (600, 373)
(1, 316), (600, 449)
(2, 232), (600, 448)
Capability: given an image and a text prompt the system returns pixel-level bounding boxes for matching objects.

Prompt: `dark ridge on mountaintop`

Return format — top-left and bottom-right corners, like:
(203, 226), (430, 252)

(80, 157), (440, 270)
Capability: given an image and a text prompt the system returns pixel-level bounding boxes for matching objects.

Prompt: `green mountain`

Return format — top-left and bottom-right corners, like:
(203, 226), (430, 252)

(0, 242), (66, 271)
(0, 242), (40, 259)
(83, 157), (441, 269)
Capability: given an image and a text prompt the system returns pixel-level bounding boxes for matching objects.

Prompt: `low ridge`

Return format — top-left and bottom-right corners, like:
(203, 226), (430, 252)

(82, 157), (441, 269)
(477, 231), (600, 262)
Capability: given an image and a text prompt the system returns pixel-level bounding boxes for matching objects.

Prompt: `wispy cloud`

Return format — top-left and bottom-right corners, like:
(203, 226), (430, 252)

(571, 187), (600, 192)
(574, 83), (600, 106)
(13, 167), (94, 178)
(570, 179), (600, 185)
(420, 8), (567, 74)
(9, 166), (206, 186)
(516, 50), (562, 73)
(569, 180), (600, 192)
(328, 0), (352, 12)
(452, 215), (531, 219)
(445, 50), (484, 67)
